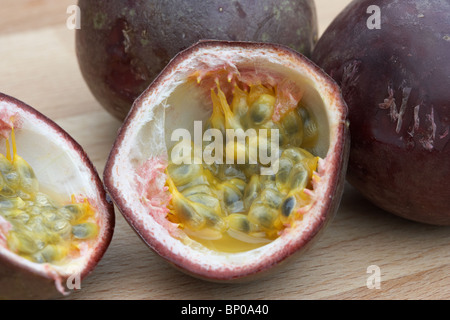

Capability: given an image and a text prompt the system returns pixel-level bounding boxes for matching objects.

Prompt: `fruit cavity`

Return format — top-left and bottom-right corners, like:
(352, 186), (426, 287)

(165, 79), (320, 252)
(0, 125), (99, 264)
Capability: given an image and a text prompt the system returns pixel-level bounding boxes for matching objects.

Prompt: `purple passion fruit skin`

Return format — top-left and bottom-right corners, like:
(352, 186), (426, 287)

(76, 0), (318, 120)
(312, 0), (450, 225)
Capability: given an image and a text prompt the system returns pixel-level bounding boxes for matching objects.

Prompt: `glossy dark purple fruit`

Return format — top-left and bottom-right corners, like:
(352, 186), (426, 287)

(76, 0), (318, 120)
(313, 0), (450, 225)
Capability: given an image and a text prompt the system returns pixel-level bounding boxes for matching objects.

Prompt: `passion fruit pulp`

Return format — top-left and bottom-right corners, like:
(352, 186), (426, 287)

(1, 130), (99, 264)
(76, 0), (318, 120)
(164, 81), (321, 252)
(104, 41), (349, 281)
(312, 0), (450, 225)
(0, 93), (115, 299)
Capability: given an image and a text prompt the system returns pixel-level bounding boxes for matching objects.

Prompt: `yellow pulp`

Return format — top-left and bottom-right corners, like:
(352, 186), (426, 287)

(0, 127), (98, 264)
(166, 82), (320, 253)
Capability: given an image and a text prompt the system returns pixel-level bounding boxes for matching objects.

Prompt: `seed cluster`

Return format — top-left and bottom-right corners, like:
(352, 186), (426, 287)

(0, 130), (98, 264)
(166, 83), (319, 251)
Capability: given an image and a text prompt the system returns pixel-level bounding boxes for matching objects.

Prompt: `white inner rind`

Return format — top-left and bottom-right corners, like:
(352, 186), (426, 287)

(110, 45), (344, 277)
(0, 101), (109, 281)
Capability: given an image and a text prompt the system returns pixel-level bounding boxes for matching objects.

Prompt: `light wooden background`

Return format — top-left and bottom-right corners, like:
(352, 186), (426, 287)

(0, 0), (448, 300)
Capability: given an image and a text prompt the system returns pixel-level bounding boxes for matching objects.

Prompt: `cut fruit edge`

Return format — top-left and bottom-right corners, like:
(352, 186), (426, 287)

(104, 40), (349, 281)
(0, 93), (115, 294)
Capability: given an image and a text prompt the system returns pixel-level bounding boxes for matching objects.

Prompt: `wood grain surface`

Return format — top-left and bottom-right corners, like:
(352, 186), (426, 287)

(0, 0), (449, 300)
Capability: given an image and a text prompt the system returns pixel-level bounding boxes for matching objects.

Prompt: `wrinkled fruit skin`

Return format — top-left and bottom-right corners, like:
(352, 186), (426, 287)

(76, 0), (318, 120)
(312, 0), (450, 225)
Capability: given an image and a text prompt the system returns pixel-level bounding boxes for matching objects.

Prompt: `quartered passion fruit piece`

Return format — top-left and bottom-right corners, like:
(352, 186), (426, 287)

(0, 94), (114, 299)
(104, 41), (349, 281)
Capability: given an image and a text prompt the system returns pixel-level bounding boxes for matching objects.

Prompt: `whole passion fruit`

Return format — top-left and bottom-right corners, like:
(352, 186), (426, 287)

(0, 94), (115, 299)
(312, 0), (450, 225)
(76, 0), (318, 120)
(104, 41), (349, 281)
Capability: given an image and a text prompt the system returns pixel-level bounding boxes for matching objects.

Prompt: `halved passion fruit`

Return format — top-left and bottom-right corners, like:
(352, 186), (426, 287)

(0, 94), (115, 299)
(104, 41), (349, 281)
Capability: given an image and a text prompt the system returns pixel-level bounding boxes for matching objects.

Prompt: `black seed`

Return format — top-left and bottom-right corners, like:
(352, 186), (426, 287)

(298, 106), (310, 122)
(239, 218), (251, 233)
(167, 163), (202, 186)
(290, 163), (308, 190)
(282, 197), (296, 217)
(204, 211), (222, 227)
(261, 188), (282, 209)
(178, 201), (195, 221)
(250, 103), (272, 125)
(276, 158), (293, 186)
(224, 186), (241, 206)
(59, 204), (83, 221)
(282, 111), (301, 135)
(248, 204), (277, 229)
(174, 198), (205, 230)
(187, 193), (218, 209)
(72, 223), (97, 239)
(243, 176), (260, 210)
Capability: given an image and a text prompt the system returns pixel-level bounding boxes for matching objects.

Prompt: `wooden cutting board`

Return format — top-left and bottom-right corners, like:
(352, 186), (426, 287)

(1, 0), (448, 300)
